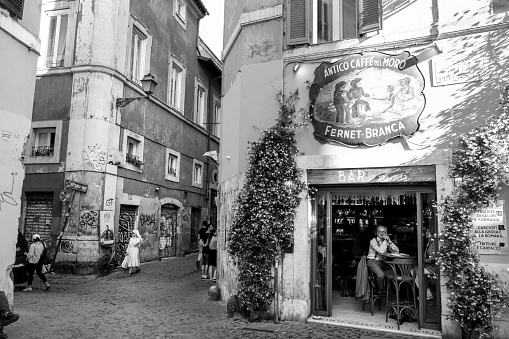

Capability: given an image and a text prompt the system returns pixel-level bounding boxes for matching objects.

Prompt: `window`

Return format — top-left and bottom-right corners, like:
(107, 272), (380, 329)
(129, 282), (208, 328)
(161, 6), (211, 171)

(45, 11), (68, 67)
(192, 160), (204, 188)
(168, 57), (186, 112)
(174, 0), (187, 28)
(126, 16), (152, 86)
(165, 149), (180, 182)
(33, 128), (56, 157)
(25, 121), (62, 164)
(194, 81), (207, 127)
(122, 130), (145, 171)
(0, 0), (25, 19)
(287, 0), (382, 46)
(212, 96), (221, 137)
(131, 27), (147, 83)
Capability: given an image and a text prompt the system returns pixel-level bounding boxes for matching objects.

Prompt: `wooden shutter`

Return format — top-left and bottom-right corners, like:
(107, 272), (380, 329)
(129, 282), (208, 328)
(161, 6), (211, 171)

(0, 0), (24, 19)
(287, 0), (310, 46)
(359, 0), (382, 34)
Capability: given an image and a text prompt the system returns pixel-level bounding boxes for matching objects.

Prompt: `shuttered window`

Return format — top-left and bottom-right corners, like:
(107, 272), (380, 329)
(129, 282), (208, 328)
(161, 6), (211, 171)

(286, 0), (382, 46)
(0, 0), (24, 19)
(359, 0), (382, 34)
(287, 0), (310, 46)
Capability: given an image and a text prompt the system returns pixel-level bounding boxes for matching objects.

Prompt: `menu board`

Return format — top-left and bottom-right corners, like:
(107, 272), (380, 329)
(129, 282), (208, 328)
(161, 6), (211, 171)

(471, 201), (508, 255)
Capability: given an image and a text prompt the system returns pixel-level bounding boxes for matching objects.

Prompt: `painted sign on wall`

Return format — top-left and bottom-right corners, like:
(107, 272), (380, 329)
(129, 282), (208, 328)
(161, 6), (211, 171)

(309, 52), (425, 146)
(470, 201), (508, 255)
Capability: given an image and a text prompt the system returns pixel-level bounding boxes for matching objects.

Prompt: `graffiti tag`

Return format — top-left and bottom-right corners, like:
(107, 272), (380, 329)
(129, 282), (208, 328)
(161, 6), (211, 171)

(105, 198), (114, 207)
(140, 213), (155, 228)
(0, 173), (18, 211)
(82, 144), (107, 171)
(78, 210), (99, 236)
(60, 240), (77, 254)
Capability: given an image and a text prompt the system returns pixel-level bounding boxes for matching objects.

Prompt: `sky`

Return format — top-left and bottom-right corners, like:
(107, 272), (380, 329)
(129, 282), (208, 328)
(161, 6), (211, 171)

(199, 0), (225, 59)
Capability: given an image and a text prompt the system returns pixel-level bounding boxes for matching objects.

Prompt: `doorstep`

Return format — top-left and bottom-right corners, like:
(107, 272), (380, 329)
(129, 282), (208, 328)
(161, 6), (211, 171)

(308, 316), (442, 338)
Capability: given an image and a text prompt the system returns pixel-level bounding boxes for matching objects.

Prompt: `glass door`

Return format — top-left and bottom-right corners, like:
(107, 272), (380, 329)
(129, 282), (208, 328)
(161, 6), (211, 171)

(417, 192), (441, 329)
(311, 192), (332, 316)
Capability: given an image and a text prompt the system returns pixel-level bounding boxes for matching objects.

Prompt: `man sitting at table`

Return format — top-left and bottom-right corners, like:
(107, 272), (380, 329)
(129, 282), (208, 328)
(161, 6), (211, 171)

(366, 226), (399, 294)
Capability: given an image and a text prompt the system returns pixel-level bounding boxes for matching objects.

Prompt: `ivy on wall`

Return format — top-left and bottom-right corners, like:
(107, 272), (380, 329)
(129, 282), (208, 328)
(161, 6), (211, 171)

(438, 85), (509, 338)
(227, 90), (308, 312)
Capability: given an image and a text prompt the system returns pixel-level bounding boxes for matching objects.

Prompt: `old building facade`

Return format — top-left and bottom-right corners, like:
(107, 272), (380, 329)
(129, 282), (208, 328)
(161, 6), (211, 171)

(21, 0), (221, 274)
(218, 0), (509, 338)
(0, 0), (41, 304)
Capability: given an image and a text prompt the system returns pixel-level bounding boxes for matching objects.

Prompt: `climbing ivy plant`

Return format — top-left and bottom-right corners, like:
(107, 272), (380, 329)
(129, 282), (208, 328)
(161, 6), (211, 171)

(227, 90), (308, 312)
(438, 85), (509, 338)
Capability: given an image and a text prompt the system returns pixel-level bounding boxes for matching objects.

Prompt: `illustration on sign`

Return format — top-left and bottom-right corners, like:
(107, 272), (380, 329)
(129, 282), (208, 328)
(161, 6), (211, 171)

(470, 201), (508, 255)
(309, 52), (425, 146)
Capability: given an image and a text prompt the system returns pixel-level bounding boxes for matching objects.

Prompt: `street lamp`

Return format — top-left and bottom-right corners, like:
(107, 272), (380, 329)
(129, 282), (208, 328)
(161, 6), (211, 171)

(116, 73), (158, 107)
(398, 42), (443, 70)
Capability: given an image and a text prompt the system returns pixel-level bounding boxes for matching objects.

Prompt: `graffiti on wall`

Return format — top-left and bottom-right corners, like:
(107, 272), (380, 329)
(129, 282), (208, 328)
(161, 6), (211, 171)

(0, 172), (18, 212)
(78, 210), (99, 236)
(60, 239), (77, 254)
(218, 174), (244, 296)
(140, 213), (155, 229)
(118, 210), (135, 256)
(82, 144), (107, 171)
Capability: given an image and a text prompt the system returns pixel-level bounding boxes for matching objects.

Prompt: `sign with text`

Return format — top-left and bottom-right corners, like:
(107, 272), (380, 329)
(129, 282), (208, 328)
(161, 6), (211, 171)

(470, 201), (508, 255)
(309, 52), (425, 146)
(307, 166), (435, 185)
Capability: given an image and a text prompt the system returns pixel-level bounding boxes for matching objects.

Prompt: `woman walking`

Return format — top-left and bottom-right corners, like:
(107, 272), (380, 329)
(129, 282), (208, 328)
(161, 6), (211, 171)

(23, 234), (51, 291)
(208, 229), (218, 282)
(126, 230), (142, 276)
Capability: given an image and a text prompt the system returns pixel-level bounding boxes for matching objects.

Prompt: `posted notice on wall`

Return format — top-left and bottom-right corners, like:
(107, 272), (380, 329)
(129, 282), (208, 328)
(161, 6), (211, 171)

(471, 200), (508, 255)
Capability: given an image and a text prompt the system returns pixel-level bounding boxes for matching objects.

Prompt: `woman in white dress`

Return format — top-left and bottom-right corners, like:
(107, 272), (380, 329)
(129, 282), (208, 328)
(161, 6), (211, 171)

(126, 230), (142, 276)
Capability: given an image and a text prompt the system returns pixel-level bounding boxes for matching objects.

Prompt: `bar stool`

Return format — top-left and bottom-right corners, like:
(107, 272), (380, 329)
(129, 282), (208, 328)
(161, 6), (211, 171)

(362, 270), (382, 315)
(384, 258), (419, 330)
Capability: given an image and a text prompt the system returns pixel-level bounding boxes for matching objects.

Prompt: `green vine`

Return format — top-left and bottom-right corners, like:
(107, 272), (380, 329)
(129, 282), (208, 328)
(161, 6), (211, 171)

(227, 90), (308, 312)
(438, 85), (509, 338)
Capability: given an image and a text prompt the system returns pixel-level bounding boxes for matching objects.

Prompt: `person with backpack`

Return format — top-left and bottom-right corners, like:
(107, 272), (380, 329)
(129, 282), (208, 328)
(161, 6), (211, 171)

(23, 234), (51, 292)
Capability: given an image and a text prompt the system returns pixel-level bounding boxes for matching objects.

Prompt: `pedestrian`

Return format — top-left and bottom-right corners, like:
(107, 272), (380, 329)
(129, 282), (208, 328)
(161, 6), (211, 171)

(197, 222), (208, 270)
(126, 230), (142, 276)
(201, 225), (211, 280)
(0, 290), (19, 338)
(23, 234), (51, 292)
(208, 228), (218, 282)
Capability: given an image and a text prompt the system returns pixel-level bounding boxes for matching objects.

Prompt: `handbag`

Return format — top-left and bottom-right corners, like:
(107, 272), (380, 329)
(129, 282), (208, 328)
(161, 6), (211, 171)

(121, 255), (129, 269)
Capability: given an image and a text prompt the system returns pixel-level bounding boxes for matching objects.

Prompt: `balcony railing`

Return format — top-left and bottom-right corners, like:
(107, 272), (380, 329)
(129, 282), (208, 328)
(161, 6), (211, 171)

(126, 153), (143, 167)
(32, 146), (54, 157)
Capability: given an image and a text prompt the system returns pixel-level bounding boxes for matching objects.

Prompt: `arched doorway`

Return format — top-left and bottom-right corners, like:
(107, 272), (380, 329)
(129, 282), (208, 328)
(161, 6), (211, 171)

(160, 203), (178, 257)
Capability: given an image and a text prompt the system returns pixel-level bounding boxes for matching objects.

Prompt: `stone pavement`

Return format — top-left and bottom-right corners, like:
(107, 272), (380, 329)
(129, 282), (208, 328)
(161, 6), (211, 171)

(4, 254), (436, 339)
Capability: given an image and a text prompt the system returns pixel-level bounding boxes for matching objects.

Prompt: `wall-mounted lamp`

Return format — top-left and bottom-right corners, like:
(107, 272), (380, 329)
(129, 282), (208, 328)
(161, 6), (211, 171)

(293, 63), (300, 72)
(203, 150), (219, 163)
(226, 156), (231, 160)
(154, 187), (160, 192)
(116, 73), (158, 107)
(398, 42), (443, 70)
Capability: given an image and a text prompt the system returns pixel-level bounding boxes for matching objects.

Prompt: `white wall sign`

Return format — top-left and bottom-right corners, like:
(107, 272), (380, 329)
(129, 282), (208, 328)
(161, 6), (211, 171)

(471, 201), (508, 255)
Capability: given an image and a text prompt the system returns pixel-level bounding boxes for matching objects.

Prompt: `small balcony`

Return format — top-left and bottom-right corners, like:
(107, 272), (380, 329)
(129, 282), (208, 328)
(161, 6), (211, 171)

(126, 153), (143, 167)
(32, 146), (54, 157)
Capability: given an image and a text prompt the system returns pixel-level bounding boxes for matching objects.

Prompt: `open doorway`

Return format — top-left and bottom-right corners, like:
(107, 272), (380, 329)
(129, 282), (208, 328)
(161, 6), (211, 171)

(311, 187), (440, 333)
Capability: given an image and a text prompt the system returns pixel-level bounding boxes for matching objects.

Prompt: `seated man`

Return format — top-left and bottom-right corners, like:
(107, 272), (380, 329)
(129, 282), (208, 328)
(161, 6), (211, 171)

(366, 226), (399, 293)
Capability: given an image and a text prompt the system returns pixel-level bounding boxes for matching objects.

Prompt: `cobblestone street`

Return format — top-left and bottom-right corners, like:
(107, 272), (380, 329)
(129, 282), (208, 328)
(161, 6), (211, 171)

(5, 254), (434, 339)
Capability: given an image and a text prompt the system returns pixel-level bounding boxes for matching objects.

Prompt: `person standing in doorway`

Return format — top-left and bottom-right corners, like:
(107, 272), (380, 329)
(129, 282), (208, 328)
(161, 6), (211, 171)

(126, 230), (142, 276)
(366, 226), (399, 294)
(197, 222), (208, 270)
(23, 234), (51, 292)
(208, 229), (218, 282)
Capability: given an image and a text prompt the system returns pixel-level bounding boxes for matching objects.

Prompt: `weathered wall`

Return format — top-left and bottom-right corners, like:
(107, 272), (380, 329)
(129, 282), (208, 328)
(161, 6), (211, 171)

(0, 0), (41, 307)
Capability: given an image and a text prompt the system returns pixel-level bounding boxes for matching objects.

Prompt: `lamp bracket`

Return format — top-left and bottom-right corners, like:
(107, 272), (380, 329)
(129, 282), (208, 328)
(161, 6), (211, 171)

(116, 97), (144, 108)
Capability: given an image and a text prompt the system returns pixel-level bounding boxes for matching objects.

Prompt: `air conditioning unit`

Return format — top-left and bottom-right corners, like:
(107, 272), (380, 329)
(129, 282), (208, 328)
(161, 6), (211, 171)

(108, 150), (125, 166)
